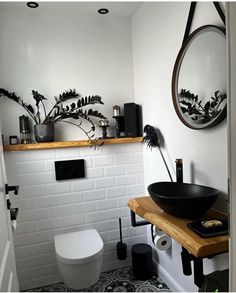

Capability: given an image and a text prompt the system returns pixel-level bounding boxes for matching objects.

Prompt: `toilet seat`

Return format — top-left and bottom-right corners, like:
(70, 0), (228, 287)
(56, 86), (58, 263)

(54, 229), (103, 265)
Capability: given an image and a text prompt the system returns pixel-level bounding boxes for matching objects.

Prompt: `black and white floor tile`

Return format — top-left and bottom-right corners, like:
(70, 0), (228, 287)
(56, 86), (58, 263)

(26, 266), (170, 292)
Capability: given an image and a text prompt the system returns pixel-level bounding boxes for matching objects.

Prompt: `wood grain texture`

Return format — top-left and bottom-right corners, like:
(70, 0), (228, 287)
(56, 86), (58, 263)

(3, 137), (143, 152)
(128, 196), (229, 258)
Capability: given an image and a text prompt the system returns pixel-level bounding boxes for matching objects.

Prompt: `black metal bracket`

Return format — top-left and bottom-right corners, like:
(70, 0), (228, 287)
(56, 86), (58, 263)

(183, 2), (226, 45)
(130, 210), (150, 227)
(6, 199), (11, 210)
(181, 247), (204, 288)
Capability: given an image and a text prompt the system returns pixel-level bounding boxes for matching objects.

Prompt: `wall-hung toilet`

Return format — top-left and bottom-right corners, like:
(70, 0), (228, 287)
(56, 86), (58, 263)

(54, 229), (104, 290)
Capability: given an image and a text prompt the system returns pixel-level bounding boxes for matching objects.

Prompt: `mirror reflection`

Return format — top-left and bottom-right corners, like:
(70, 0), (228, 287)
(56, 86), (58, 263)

(172, 25), (227, 129)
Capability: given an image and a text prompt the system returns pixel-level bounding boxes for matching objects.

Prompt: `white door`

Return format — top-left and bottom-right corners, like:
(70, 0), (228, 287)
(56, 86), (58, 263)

(227, 3), (236, 291)
(0, 117), (19, 292)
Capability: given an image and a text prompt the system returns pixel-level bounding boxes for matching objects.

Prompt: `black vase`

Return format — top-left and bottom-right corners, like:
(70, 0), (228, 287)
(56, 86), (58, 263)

(34, 124), (54, 143)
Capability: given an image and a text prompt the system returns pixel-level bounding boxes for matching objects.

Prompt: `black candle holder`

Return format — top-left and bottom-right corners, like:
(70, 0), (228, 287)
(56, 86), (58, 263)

(99, 120), (110, 139)
(113, 116), (124, 138)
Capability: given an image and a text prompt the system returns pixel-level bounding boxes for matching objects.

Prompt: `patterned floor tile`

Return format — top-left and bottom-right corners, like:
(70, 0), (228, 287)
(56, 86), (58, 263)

(25, 266), (171, 292)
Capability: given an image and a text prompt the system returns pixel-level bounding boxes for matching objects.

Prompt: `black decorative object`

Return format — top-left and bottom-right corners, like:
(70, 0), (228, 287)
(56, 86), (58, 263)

(113, 116), (124, 138)
(143, 125), (160, 149)
(0, 88), (106, 143)
(9, 136), (18, 145)
(55, 159), (85, 181)
(99, 119), (109, 139)
(187, 218), (228, 238)
(19, 115), (32, 144)
(143, 125), (173, 182)
(116, 218), (127, 260)
(124, 103), (141, 137)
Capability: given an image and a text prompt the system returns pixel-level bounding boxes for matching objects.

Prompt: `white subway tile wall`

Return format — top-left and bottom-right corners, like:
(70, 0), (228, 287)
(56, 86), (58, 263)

(5, 144), (146, 290)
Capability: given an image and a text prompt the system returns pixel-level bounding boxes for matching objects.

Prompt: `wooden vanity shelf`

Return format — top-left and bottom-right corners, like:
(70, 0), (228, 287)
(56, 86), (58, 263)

(128, 196), (229, 287)
(3, 137), (143, 152)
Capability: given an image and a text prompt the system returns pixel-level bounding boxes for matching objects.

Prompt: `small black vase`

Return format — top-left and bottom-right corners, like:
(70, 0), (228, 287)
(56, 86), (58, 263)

(34, 124), (54, 143)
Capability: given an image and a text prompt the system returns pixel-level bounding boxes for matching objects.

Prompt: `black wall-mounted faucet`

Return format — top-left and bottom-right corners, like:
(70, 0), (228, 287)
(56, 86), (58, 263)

(175, 159), (183, 183)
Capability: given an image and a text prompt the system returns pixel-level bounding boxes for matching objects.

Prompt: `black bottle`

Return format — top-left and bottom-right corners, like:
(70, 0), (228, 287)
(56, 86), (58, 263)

(176, 159), (183, 183)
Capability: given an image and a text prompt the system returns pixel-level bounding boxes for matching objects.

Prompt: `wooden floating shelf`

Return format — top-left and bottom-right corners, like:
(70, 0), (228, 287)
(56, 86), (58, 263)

(128, 196), (228, 258)
(4, 137), (143, 152)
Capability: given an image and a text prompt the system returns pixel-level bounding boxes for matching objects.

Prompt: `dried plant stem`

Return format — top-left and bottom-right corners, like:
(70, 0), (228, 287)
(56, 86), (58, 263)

(158, 147), (173, 182)
(61, 120), (99, 146)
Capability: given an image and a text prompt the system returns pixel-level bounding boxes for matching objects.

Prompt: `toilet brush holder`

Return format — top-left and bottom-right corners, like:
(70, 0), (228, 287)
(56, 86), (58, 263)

(117, 242), (127, 260)
(116, 217), (127, 260)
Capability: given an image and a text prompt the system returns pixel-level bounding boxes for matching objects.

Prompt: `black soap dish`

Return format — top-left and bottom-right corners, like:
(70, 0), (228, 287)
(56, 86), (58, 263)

(187, 218), (228, 238)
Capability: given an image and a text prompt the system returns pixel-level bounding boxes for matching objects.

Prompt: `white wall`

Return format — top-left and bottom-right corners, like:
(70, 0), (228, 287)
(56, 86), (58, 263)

(0, 3), (134, 141)
(5, 144), (146, 290)
(132, 2), (228, 291)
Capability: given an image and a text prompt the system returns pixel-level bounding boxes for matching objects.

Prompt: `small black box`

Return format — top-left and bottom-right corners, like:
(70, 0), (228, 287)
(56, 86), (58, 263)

(124, 103), (142, 137)
(55, 159), (85, 181)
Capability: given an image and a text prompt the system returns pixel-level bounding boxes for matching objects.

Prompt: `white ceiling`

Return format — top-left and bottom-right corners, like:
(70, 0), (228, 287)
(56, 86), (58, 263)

(0, 1), (143, 18)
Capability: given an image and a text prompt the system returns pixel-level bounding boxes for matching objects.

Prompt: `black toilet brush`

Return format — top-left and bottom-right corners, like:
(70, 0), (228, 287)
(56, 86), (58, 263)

(116, 217), (127, 260)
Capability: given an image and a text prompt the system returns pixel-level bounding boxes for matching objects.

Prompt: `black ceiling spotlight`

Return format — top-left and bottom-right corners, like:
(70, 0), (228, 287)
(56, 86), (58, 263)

(98, 8), (109, 15)
(27, 2), (39, 8)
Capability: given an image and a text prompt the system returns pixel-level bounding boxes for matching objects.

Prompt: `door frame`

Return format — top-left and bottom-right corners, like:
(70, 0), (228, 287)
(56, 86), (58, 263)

(0, 118), (19, 292)
(227, 3), (236, 291)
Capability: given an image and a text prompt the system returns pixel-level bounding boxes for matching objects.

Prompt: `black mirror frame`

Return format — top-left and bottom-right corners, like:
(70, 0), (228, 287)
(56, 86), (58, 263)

(172, 25), (227, 130)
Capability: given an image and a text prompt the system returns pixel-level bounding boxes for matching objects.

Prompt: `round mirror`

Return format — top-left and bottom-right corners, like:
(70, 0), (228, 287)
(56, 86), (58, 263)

(172, 25), (226, 129)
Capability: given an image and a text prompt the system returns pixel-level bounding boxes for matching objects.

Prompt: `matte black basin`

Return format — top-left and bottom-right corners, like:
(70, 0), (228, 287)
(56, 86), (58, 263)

(147, 182), (219, 218)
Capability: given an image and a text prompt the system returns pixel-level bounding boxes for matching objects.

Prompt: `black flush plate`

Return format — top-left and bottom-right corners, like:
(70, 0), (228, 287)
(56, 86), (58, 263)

(55, 159), (85, 181)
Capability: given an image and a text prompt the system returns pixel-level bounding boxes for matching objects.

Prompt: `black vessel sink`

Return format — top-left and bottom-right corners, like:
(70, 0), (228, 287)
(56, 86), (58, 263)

(147, 182), (219, 218)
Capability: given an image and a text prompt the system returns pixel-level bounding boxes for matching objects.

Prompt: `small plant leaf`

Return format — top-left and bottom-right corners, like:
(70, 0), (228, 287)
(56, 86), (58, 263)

(25, 104), (34, 114)
(32, 90), (46, 107)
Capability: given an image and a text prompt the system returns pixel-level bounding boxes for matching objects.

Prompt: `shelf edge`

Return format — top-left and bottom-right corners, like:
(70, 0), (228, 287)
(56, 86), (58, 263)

(4, 137), (143, 152)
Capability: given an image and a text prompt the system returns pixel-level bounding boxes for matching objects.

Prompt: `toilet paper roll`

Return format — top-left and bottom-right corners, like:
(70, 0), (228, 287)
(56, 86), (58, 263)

(152, 225), (165, 236)
(11, 220), (17, 233)
(154, 234), (171, 251)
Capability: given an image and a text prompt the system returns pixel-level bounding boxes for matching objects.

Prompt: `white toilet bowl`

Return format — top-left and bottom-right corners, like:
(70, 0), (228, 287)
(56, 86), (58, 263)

(54, 229), (103, 290)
